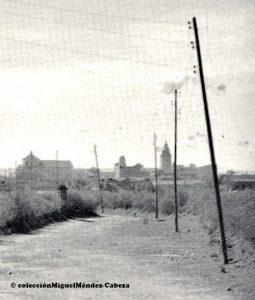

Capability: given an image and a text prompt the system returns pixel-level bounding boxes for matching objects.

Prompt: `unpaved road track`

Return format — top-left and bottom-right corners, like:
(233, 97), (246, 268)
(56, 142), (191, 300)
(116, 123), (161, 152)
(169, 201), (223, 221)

(0, 214), (242, 299)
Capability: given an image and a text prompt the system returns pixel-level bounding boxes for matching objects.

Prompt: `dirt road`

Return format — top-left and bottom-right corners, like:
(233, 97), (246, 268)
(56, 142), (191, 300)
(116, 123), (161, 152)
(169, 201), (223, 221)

(0, 213), (244, 299)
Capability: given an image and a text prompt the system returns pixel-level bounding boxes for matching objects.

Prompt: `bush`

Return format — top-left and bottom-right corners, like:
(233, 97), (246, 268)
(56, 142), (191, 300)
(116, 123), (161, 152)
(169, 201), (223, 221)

(0, 193), (17, 228)
(62, 190), (98, 218)
(132, 191), (155, 212)
(100, 190), (133, 210)
(160, 196), (175, 215)
(5, 192), (63, 233)
(0, 189), (98, 234)
(69, 186), (255, 250)
(178, 189), (189, 208)
(98, 189), (177, 215)
(100, 190), (157, 212)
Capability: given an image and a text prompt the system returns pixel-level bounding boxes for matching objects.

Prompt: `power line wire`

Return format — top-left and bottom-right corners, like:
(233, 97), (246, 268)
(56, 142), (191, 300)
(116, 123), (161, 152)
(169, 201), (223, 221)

(0, 35), (172, 67)
(2, 0), (174, 25)
(0, 9), (180, 44)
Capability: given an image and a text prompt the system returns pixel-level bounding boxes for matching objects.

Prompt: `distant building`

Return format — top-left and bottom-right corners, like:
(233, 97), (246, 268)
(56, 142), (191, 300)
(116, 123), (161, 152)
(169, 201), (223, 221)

(220, 174), (255, 190)
(160, 142), (172, 174)
(16, 151), (73, 188)
(104, 177), (152, 192)
(114, 156), (149, 178)
(194, 165), (212, 180)
(176, 164), (212, 180)
(230, 178), (255, 191)
(119, 155), (126, 168)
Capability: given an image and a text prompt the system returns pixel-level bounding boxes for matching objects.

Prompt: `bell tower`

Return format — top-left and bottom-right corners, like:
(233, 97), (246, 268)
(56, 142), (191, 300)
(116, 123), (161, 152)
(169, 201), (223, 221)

(160, 142), (172, 173)
(119, 156), (126, 167)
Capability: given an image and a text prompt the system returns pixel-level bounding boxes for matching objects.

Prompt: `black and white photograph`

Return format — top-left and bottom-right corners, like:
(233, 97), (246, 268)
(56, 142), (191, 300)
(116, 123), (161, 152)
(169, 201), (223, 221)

(0, 0), (254, 299)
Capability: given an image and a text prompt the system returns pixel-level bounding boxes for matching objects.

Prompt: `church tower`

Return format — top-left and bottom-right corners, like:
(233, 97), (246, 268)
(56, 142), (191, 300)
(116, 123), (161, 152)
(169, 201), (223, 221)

(160, 142), (172, 173)
(119, 155), (126, 167)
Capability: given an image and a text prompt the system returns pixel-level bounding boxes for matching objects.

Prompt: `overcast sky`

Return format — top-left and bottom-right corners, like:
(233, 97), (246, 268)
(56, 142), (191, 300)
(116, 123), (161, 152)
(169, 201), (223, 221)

(0, 0), (254, 172)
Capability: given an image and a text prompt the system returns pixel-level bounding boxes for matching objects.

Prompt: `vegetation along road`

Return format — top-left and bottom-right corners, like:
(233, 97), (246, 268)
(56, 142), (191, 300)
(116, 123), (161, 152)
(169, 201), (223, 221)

(0, 213), (251, 299)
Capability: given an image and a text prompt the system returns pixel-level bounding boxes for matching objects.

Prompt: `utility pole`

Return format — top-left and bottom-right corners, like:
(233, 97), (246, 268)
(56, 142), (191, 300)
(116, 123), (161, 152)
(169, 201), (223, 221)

(56, 150), (59, 188)
(14, 160), (17, 195)
(191, 17), (228, 264)
(4, 169), (7, 195)
(94, 144), (104, 214)
(30, 151), (33, 196)
(154, 133), (159, 218)
(174, 89), (178, 232)
(7, 168), (11, 194)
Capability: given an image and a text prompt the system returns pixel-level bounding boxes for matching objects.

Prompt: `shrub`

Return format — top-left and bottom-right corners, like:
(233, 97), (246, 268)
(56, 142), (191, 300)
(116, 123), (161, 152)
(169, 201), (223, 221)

(99, 189), (175, 215)
(0, 193), (17, 228)
(0, 189), (98, 234)
(132, 191), (155, 212)
(99, 190), (156, 212)
(160, 196), (175, 215)
(178, 189), (189, 208)
(5, 192), (63, 233)
(62, 190), (98, 218)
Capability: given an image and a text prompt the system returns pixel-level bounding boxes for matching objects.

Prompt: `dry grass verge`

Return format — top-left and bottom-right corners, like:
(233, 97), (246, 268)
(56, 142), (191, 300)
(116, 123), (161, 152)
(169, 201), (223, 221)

(93, 187), (255, 248)
(0, 190), (98, 234)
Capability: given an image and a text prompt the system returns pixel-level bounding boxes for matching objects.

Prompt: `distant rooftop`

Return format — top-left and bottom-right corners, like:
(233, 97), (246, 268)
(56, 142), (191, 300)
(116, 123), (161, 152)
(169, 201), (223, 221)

(42, 160), (73, 168)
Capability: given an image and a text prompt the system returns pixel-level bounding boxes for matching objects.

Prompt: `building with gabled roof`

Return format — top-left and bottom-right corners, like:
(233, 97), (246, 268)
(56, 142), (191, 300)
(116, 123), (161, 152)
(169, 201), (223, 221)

(16, 151), (73, 189)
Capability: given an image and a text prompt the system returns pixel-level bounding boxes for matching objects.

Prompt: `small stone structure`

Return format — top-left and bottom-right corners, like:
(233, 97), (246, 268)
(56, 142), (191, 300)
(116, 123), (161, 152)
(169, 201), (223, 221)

(58, 184), (68, 203)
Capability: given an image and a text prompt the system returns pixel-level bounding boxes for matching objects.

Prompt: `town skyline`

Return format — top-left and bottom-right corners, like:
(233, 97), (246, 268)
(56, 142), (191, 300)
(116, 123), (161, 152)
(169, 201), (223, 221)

(0, 0), (254, 172)
(0, 141), (254, 175)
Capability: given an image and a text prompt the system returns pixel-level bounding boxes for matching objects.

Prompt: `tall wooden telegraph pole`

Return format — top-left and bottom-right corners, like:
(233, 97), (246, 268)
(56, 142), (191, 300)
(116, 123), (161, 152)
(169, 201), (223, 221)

(191, 17), (228, 264)
(14, 160), (17, 195)
(174, 90), (178, 232)
(154, 133), (159, 218)
(94, 144), (104, 214)
(30, 151), (33, 196)
(56, 150), (59, 187)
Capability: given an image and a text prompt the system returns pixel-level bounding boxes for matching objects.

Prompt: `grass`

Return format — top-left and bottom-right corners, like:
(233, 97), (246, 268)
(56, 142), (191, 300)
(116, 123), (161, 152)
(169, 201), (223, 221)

(1, 183), (254, 250)
(178, 186), (255, 247)
(222, 190), (255, 246)
(98, 188), (188, 215)
(93, 186), (255, 248)
(0, 189), (98, 234)
(100, 190), (159, 213)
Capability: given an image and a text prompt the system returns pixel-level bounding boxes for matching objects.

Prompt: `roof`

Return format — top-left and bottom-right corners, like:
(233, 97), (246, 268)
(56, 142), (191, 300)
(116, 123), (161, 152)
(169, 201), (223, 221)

(196, 165), (211, 170)
(114, 163), (143, 168)
(23, 152), (40, 162)
(22, 153), (73, 169)
(41, 160), (73, 168)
